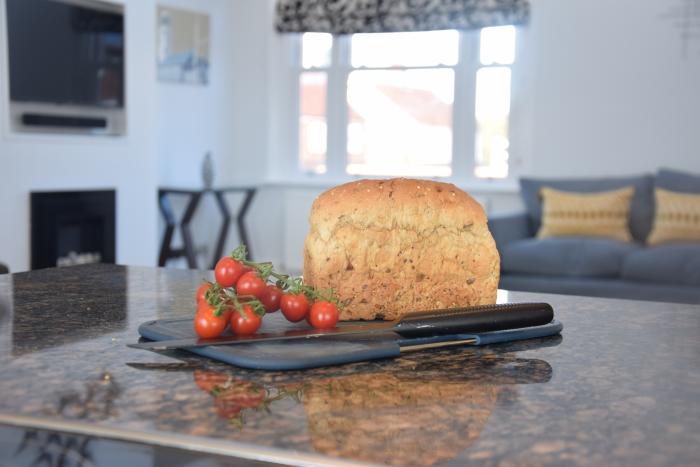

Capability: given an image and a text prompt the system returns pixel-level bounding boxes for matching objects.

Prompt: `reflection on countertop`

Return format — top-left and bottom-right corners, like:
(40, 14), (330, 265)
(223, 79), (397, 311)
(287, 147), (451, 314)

(189, 355), (551, 466)
(0, 264), (699, 466)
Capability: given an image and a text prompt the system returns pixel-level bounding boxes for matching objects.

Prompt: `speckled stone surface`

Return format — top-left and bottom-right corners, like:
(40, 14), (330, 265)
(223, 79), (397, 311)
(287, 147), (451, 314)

(0, 264), (699, 466)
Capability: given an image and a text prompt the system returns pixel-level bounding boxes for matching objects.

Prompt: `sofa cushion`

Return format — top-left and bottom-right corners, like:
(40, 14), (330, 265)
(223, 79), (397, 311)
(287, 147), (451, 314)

(647, 189), (700, 245)
(537, 186), (634, 242)
(621, 243), (700, 286)
(520, 175), (654, 243)
(656, 168), (700, 193)
(501, 237), (640, 278)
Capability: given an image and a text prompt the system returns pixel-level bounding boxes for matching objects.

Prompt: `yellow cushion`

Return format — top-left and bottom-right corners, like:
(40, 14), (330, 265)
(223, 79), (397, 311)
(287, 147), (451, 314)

(647, 188), (700, 245)
(537, 186), (634, 242)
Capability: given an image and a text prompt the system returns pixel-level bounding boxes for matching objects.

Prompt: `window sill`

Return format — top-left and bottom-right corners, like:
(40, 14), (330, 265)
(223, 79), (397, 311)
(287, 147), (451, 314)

(261, 174), (520, 194)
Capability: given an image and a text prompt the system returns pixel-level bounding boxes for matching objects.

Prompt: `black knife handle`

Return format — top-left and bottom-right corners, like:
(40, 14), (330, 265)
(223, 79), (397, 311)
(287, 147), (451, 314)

(392, 302), (554, 338)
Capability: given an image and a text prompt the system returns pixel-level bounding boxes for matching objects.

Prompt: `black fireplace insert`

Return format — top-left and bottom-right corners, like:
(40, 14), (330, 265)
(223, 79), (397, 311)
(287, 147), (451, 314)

(30, 190), (116, 270)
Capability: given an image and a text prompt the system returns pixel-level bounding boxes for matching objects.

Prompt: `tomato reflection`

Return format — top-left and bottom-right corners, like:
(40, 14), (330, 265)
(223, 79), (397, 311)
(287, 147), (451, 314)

(193, 370), (304, 426)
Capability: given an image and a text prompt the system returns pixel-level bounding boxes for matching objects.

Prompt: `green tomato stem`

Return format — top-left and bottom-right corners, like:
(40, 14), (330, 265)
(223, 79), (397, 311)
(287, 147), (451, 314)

(230, 245), (341, 308)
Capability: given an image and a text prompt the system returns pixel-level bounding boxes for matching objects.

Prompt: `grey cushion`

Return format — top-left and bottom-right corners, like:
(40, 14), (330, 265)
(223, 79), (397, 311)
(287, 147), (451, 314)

(520, 175), (654, 243)
(656, 168), (700, 194)
(621, 243), (700, 286)
(500, 274), (700, 305)
(488, 212), (533, 251)
(501, 237), (640, 278)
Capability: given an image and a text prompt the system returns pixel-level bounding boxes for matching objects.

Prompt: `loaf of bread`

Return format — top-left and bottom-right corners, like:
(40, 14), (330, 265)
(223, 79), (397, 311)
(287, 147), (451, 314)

(303, 178), (500, 321)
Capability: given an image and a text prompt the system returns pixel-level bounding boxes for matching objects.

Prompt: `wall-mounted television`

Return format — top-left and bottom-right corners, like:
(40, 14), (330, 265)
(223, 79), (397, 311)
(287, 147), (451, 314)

(5, 0), (125, 135)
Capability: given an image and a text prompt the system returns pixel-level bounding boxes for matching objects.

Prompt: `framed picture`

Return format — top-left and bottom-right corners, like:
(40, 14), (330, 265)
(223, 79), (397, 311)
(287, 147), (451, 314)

(156, 6), (210, 85)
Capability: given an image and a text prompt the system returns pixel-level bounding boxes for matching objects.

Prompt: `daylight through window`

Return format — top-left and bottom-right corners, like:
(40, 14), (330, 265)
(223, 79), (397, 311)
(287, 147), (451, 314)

(298, 26), (516, 179)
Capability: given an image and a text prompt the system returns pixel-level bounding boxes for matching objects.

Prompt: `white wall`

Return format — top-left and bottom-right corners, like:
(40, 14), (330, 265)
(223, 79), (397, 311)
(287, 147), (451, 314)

(154, 0), (274, 270)
(0, 0), (159, 273)
(523, 0), (700, 177)
(157, 0), (268, 187)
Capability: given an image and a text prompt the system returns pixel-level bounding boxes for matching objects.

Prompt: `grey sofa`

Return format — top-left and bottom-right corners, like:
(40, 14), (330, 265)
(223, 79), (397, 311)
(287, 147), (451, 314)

(489, 169), (700, 304)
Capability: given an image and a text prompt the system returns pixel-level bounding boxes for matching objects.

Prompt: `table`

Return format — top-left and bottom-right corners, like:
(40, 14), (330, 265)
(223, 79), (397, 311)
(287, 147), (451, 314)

(157, 187), (256, 269)
(1, 264), (699, 466)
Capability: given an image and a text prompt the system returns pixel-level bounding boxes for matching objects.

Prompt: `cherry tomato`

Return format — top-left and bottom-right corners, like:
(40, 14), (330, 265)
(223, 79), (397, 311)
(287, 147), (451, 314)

(197, 299), (232, 321)
(214, 257), (246, 288)
(236, 271), (267, 299)
(194, 305), (228, 338)
(218, 303), (234, 323)
(230, 305), (262, 335)
(280, 293), (310, 322)
(196, 282), (213, 304)
(259, 285), (282, 313)
(308, 301), (339, 329)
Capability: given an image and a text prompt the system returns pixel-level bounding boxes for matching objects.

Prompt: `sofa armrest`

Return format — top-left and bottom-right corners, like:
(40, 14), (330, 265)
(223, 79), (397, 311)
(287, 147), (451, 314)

(488, 212), (533, 252)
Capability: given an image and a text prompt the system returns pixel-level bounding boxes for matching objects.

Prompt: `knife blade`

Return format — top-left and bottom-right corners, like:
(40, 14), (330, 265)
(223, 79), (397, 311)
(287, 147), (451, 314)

(127, 302), (553, 351)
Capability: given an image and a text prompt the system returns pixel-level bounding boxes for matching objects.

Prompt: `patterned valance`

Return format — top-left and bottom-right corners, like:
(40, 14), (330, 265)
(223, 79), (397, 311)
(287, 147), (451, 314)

(275, 0), (530, 34)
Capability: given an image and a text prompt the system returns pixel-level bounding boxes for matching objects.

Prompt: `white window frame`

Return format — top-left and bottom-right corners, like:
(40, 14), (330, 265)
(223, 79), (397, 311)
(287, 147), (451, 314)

(272, 28), (524, 190)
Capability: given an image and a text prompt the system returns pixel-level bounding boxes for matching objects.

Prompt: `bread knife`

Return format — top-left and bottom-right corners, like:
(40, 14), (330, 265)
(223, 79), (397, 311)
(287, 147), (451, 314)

(127, 302), (554, 351)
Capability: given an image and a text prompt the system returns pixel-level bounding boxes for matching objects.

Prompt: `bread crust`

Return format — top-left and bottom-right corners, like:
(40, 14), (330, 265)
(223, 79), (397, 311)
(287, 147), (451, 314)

(303, 178), (500, 321)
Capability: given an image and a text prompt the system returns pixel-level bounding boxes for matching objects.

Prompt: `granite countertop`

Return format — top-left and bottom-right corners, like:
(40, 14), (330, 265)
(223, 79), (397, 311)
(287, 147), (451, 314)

(0, 264), (699, 466)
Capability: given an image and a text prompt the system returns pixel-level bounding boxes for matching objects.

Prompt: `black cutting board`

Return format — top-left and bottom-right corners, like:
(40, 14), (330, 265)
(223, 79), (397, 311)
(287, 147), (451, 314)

(137, 312), (563, 370)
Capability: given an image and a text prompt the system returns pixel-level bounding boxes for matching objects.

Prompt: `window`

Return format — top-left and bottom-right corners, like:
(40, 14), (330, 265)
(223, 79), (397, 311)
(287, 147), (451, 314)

(297, 26), (516, 180)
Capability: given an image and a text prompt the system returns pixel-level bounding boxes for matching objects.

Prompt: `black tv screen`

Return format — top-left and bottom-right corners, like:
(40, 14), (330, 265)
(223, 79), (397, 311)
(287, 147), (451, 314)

(6, 0), (124, 108)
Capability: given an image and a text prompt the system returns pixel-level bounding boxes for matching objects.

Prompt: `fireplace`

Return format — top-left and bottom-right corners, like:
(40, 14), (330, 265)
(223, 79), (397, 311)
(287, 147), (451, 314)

(31, 190), (116, 270)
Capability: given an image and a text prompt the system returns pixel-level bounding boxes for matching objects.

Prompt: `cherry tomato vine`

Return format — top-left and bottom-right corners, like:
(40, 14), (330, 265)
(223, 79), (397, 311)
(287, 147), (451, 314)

(193, 244), (340, 338)
(230, 245), (339, 305)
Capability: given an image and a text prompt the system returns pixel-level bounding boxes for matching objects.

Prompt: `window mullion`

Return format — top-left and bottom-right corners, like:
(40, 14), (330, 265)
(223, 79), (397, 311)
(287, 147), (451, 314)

(507, 28), (525, 179)
(325, 35), (350, 178)
(289, 36), (302, 177)
(452, 30), (479, 180)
